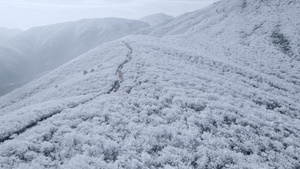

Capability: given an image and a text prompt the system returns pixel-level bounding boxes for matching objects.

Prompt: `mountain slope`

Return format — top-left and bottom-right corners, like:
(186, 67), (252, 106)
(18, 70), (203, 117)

(0, 0), (300, 168)
(146, 0), (300, 87)
(1, 35), (299, 169)
(0, 18), (149, 96)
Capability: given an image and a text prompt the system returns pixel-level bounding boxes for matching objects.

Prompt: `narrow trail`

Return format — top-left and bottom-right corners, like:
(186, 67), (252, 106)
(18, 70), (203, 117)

(108, 41), (133, 93)
(0, 98), (95, 143)
(0, 110), (63, 143)
(0, 42), (133, 144)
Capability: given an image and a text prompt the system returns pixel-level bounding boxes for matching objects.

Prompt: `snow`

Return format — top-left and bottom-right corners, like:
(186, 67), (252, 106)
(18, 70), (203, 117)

(0, 0), (300, 168)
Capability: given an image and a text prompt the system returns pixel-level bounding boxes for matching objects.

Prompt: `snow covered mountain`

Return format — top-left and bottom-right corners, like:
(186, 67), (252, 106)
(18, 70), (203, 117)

(0, 18), (149, 96)
(140, 13), (173, 26)
(0, 0), (300, 168)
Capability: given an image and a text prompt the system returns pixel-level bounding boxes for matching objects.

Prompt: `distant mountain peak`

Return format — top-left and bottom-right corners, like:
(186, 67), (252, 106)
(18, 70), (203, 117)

(140, 13), (173, 26)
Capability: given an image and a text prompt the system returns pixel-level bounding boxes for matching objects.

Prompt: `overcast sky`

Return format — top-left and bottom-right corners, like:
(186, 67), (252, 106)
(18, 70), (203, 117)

(0, 0), (218, 30)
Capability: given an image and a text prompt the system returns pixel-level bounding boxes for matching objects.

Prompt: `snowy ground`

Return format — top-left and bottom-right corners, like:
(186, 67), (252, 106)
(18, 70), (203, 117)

(0, 0), (300, 168)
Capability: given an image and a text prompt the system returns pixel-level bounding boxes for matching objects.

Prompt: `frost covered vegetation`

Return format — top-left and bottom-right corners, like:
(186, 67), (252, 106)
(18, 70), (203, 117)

(0, 0), (300, 168)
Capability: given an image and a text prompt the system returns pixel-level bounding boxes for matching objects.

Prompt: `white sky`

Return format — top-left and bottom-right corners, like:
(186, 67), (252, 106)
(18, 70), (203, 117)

(0, 0), (218, 30)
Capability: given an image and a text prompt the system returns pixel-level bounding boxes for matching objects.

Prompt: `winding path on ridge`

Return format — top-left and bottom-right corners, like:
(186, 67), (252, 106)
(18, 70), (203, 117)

(0, 42), (133, 144)
(108, 41), (133, 93)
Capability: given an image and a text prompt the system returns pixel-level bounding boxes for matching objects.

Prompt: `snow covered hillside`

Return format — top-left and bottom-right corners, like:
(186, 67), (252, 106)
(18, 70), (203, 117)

(0, 18), (149, 96)
(0, 0), (300, 168)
